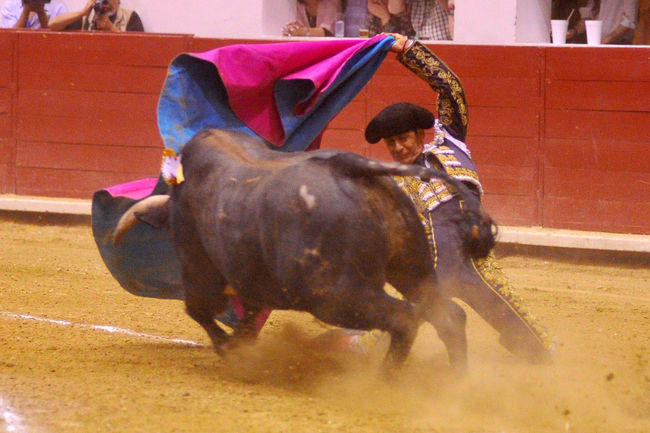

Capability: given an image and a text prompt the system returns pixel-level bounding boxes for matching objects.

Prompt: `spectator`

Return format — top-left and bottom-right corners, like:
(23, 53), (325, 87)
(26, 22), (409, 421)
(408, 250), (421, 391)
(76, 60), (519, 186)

(49, 0), (143, 32)
(283, 0), (343, 37)
(633, 0), (650, 43)
(365, 0), (415, 37)
(568, 0), (639, 44)
(410, 0), (452, 40)
(1, 0), (66, 29)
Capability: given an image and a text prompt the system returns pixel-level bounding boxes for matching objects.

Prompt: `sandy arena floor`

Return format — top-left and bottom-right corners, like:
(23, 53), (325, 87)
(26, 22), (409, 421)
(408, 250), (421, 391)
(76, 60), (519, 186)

(0, 216), (648, 433)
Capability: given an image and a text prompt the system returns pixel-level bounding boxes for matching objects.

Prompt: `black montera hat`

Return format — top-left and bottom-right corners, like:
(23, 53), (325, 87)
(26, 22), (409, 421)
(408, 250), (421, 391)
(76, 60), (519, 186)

(364, 102), (435, 143)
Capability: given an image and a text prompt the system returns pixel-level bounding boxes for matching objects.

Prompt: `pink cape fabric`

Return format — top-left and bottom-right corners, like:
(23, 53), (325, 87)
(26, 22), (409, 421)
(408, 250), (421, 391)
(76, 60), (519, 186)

(104, 178), (158, 200)
(191, 35), (387, 146)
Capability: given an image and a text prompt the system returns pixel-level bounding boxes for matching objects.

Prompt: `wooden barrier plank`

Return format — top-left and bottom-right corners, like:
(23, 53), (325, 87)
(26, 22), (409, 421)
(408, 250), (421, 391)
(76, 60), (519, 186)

(546, 80), (650, 112)
(482, 194), (539, 227)
(543, 197), (650, 234)
(16, 141), (160, 174)
(0, 139), (13, 165)
(545, 138), (650, 173)
(0, 114), (11, 139)
(468, 136), (538, 167)
(0, 31), (14, 88)
(18, 63), (167, 94)
(328, 97), (366, 130)
(468, 106), (539, 138)
(0, 60), (12, 87)
(321, 129), (367, 156)
(15, 167), (154, 198)
(0, 30), (13, 50)
(545, 109), (650, 141)
(0, 164), (15, 194)
(546, 47), (650, 81)
(18, 31), (189, 67)
(479, 165), (538, 196)
(544, 167), (650, 202)
(463, 76), (540, 107)
(0, 88), (10, 114)
(0, 138), (15, 193)
(17, 114), (162, 147)
(366, 73), (446, 108)
(17, 89), (159, 120)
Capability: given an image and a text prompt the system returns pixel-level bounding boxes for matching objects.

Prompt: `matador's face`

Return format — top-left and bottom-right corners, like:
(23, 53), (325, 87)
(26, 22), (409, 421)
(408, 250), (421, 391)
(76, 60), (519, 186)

(383, 129), (425, 164)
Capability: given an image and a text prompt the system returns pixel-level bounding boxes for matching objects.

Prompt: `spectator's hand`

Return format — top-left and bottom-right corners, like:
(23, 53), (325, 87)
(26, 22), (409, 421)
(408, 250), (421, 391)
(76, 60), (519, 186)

(95, 14), (118, 31)
(368, 0), (391, 24)
(283, 21), (307, 36)
(23, 1), (45, 14)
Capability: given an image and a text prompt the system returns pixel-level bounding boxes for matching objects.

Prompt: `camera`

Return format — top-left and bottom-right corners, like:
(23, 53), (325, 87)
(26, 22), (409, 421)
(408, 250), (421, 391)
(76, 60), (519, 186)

(22, 0), (52, 4)
(93, 0), (111, 16)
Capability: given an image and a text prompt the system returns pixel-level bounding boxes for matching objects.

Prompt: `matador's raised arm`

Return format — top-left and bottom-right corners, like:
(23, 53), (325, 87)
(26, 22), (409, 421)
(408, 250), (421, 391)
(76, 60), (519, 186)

(397, 42), (469, 142)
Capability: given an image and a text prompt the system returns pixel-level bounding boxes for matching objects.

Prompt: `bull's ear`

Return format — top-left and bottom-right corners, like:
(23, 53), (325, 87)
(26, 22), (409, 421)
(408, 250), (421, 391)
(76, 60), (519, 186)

(134, 201), (169, 228)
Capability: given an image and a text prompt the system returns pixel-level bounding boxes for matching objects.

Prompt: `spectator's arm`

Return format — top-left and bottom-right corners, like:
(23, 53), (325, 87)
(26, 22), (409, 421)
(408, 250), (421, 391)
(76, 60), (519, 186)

(603, 0), (638, 42)
(34, 5), (49, 28)
(48, 0), (93, 31)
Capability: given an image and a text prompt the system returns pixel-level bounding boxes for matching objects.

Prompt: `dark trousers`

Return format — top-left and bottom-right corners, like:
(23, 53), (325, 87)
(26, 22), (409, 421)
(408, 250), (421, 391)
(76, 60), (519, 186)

(428, 199), (553, 363)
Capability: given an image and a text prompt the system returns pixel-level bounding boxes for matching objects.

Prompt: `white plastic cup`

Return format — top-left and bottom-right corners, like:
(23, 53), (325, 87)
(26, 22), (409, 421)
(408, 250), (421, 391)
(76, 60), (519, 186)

(585, 20), (603, 45)
(551, 20), (568, 44)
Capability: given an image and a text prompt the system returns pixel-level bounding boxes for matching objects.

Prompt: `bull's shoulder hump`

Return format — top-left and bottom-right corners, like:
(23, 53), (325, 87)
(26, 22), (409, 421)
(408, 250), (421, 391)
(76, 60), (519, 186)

(184, 129), (304, 170)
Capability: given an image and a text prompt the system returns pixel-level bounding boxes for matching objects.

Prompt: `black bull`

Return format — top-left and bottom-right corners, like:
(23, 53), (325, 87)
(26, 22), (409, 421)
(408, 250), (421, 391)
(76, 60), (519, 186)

(113, 129), (496, 370)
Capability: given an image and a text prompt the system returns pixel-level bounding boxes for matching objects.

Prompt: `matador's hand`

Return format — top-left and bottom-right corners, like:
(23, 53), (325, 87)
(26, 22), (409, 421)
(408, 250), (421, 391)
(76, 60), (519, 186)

(383, 33), (411, 53)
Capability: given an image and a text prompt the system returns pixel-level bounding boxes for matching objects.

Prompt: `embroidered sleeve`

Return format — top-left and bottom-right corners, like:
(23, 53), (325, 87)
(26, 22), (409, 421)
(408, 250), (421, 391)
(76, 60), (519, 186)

(397, 42), (468, 141)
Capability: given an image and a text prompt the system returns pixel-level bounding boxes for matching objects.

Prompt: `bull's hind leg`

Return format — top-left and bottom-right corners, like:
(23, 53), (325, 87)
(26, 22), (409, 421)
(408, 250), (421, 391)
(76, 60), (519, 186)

(181, 264), (231, 355)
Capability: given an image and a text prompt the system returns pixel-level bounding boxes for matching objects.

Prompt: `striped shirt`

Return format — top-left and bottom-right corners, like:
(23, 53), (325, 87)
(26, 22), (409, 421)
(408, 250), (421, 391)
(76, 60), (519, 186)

(410, 0), (451, 40)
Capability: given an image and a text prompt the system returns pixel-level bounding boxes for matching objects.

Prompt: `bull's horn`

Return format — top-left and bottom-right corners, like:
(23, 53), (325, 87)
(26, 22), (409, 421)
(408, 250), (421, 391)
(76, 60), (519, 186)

(112, 194), (169, 245)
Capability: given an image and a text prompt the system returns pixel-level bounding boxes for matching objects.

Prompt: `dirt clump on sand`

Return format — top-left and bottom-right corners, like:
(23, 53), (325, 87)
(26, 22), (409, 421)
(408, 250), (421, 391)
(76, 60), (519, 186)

(0, 216), (648, 433)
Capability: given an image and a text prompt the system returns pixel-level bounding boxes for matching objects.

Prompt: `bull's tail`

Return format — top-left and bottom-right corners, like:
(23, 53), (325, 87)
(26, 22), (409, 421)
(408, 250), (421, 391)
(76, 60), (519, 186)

(317, 152), (497, 259)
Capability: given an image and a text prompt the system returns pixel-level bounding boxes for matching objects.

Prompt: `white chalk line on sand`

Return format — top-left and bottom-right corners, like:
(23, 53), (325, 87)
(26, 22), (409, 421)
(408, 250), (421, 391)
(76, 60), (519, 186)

(1, 395), (27, 433)
(0, 313), (205, 433)
(0, 312), (205, 347)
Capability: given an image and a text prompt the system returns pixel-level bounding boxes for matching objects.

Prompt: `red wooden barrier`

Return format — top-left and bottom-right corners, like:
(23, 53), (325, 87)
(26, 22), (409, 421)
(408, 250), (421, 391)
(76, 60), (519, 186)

(0, 31), (16, 194)
(1, 30), (648, 234)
